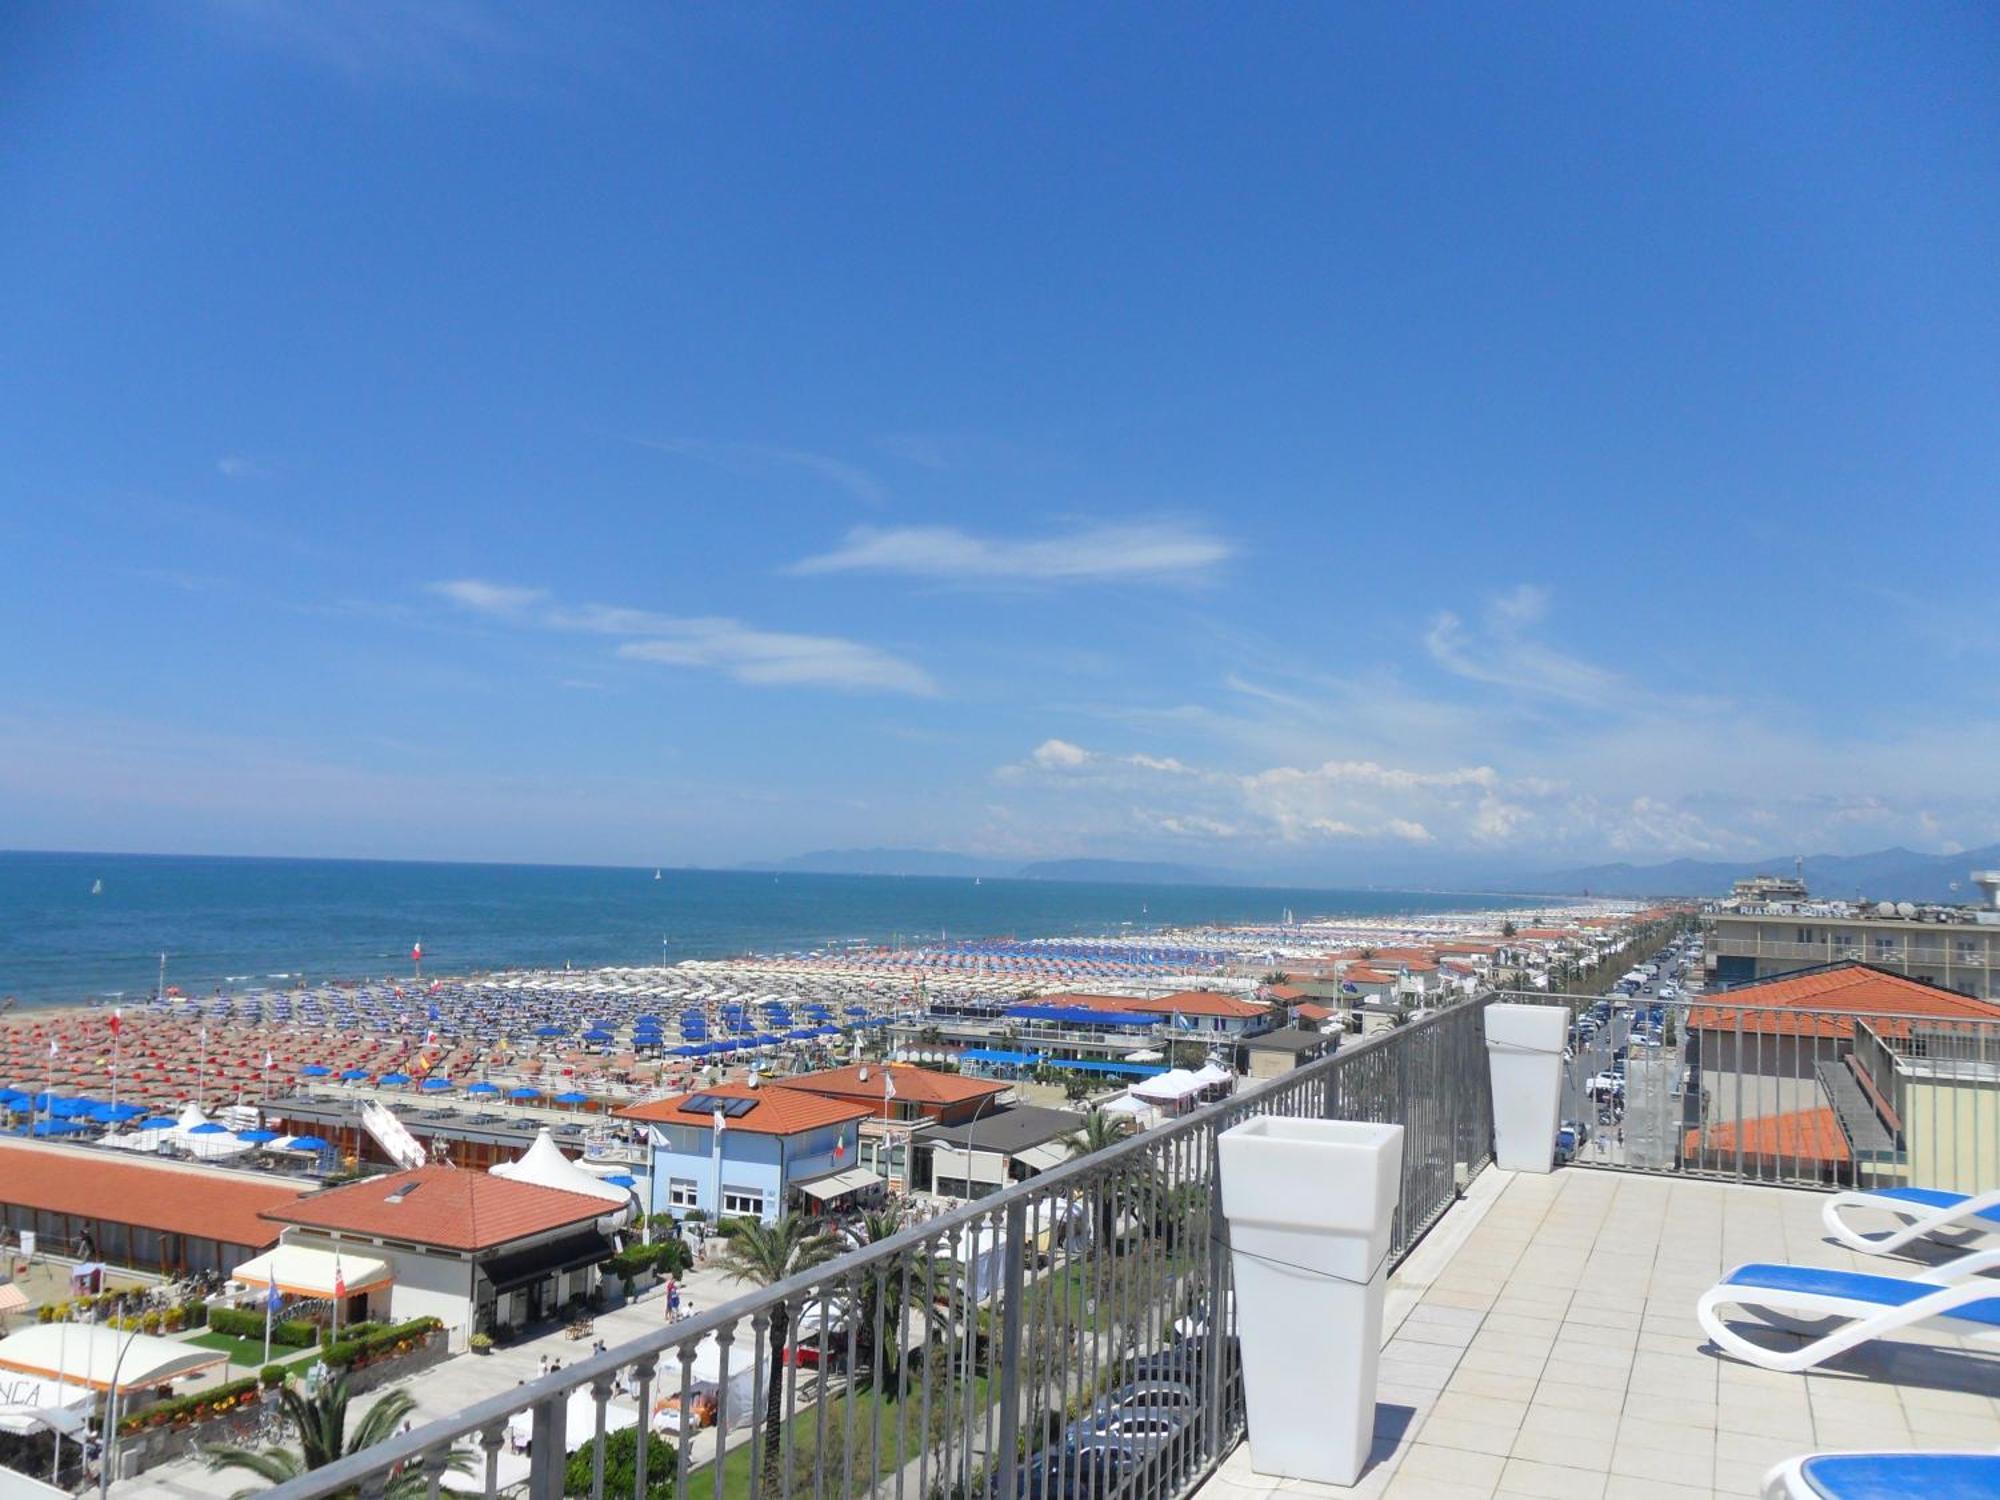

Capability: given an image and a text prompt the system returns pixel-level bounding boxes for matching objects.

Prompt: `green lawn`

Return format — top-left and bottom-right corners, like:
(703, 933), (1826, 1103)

(186, 1330), (321, 1371)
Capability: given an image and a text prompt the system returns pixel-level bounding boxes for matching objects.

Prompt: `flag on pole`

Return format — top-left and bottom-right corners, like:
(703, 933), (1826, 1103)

(412, 940), (423, 964)
(108, 1010), (121, 1038)
(47, 1038), (58, 1059)
(712, 1107), (727, 1134)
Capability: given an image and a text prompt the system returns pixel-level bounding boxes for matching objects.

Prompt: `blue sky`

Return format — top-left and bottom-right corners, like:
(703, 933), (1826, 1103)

(2, 3), (1996, 876)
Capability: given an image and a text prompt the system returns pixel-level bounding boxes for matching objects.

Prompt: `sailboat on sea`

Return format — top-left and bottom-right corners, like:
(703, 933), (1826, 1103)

(91, 878), (103, 896)
(654, 869), (662, 881)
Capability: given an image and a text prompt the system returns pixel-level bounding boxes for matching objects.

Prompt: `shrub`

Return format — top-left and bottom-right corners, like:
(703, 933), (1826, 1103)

(120, 1377), (260, 1434)
(563, 1427), (675, 1500)
(468, 1331), (493, 1352)
(259, 1364), (288, 1389)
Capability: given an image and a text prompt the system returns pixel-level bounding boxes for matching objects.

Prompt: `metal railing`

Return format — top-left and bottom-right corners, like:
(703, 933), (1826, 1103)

(261, 999), (1497, 1500)
(1500, 988), (2000, 1195)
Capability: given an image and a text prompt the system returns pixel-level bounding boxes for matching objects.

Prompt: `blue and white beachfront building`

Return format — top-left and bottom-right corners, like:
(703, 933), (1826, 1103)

(616, 1081), (874, 1224)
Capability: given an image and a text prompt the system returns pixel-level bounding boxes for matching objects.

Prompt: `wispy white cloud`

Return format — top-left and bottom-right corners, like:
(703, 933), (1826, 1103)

(216, 454), (270, 480)
(1425, 584), (1621, 704)
(626, 437), (888, 507)
(430, 579), (548, 614)
(789, 519), (1234, 586)
(429, 578), (936, 696)
(618, 627), (935, 696)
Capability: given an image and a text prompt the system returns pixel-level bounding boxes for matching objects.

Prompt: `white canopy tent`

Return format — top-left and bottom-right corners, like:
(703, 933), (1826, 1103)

(231, 1244), (393, 1301)
(0, 1324), (226, 1392)
(172, 1105), (254, 1161)
(1191, 1062), (1234, 1090)
(505, 1388), (639, 1453)
(0, 1373), (94, 1437)
(491, 1131), (635, 1227)
(1131, 1069), (1204, 1105)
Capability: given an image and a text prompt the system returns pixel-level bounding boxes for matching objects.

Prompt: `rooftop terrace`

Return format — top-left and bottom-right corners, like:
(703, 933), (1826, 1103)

(1199, 1166), (1998, 1500)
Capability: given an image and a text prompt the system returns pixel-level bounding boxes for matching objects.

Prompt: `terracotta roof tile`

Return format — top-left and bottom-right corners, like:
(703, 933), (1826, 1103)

(1690, 962), (2000, 1038)
(617, 1080), (872, 1135)
(1120, 990), (1268, 1020)
(1682, 1107), (1851, 1166)
(265, 1165), (610, 1251)
(771, 1064), (1005, 1108)
(0, 1139), (309, 1249)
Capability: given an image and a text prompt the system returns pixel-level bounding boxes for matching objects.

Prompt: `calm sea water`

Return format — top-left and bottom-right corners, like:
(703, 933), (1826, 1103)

(0, 851), (1544, 1006)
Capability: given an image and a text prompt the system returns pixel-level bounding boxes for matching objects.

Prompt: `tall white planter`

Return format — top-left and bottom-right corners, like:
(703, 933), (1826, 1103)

(1486, 1003), (1569, 1173)
(1218, 1117), (1404, 1487)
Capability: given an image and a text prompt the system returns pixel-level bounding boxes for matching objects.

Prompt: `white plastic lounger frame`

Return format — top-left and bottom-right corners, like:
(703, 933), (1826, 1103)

(1761, 1448), (2000, 1500)
(1697, 1249), (2000, 1374)
(1822, 1186), (2000, 1255)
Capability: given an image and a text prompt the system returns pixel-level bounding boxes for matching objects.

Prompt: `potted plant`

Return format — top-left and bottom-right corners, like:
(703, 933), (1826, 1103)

(469, 1332), (493, 1356)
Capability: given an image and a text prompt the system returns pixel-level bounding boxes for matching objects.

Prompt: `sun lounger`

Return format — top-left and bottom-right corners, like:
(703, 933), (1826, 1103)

(1761, 1449), (2000, 1500)
(1822, 1186), (2000, 1255)
(1696, 1250), (2000, 1373)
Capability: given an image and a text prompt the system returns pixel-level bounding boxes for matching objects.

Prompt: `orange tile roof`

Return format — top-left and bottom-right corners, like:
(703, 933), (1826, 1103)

(1682, 1107), (1851, 1166)
(1294, 1003), (1339, 1022)
(265, 1165), (610, 1251)
(617, 1080), (873, 1135)
(1689, 963), (2000, 1039)
(1036, 992), (1149, 1012)
(1119, 990), (1269, 1020)
(0, 1140), (310, 1249)
(772, 1064), (1005, 1108)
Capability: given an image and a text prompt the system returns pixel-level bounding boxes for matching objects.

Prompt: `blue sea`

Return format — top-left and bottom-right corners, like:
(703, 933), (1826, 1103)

(0, 851), (1547, 1006)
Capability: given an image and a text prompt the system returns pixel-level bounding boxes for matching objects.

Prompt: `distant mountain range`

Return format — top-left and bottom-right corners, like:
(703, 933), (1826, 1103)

(1522, 844), (2000, 903)
(745, 843), (2000, 906)
(739, 849), (1225, 884)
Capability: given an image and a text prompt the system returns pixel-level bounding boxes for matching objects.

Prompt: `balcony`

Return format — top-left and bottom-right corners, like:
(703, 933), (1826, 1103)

(237, 994), (1997, 1500)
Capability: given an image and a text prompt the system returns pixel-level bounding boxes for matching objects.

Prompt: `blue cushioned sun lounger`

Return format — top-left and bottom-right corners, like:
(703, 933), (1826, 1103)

(1762, 1450), (2000, 1500)
(1823, 1186), (2000, 1256)
(1697, 1251), (2000, 1372)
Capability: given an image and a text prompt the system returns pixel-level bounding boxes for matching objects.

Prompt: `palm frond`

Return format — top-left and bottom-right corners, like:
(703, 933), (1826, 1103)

(347, 1386), (418, 1454)
(201, 1442), (305, 1490)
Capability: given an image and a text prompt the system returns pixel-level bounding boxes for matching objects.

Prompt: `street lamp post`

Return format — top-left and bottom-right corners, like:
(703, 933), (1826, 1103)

(98, 1320), (148, 1500)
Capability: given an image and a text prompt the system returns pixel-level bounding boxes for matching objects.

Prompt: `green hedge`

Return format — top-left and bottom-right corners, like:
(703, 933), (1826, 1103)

(207, 1306), (319, 1347)
(321, 1317), (443, 1371)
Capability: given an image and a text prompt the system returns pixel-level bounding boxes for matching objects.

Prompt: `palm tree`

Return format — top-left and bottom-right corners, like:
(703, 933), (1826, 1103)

(202, 1379), (465, 1500)
(1062, 1108), (1133, 1250)
(716, 1213), (842, 1486)
(843, 1207), (960, 1394)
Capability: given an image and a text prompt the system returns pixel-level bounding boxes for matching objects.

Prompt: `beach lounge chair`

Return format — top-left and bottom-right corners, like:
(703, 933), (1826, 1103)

(1761, 1449), (2000, 1500)
(1696, 1250), (2000, 1373)
(1822, 1186), (2000, 1256)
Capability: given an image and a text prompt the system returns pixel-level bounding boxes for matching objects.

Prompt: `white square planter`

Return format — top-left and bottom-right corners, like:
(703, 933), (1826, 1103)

(1218, 1116), (1404, 1487)
(1485, 1003), (1569, 1173)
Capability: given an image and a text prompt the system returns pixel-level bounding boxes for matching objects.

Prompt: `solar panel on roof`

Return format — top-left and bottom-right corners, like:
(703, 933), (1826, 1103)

(677, 1093), (759, 1117)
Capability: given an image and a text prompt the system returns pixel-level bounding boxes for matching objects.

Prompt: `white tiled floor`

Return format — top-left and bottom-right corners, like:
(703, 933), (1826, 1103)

(1196, 1168), (2000, 1500)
